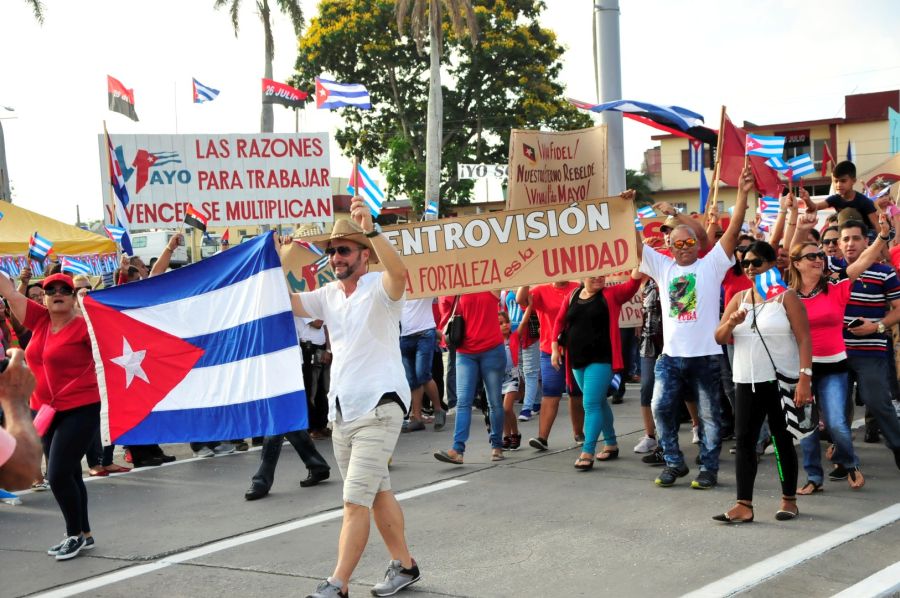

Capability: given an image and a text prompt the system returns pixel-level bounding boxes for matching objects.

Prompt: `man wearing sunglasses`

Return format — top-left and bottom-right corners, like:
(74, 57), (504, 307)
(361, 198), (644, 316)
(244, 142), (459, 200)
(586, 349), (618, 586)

(820, 226), (842, 259)
(291, 198), (420, 598)
(639, 168), (753, 490)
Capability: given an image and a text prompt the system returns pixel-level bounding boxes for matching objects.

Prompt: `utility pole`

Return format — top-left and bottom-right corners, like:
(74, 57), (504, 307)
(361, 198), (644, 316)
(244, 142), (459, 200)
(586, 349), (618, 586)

(593, 0), (625, 195)
(0, 108), (12, 201)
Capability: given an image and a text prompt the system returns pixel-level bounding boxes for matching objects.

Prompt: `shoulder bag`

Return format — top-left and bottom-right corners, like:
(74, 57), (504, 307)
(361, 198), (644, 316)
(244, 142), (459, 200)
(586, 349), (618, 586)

(443, 295), (465, 349)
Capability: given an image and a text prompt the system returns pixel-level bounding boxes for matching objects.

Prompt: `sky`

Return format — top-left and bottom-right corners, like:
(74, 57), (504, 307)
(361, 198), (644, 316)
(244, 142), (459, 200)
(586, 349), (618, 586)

(1, 0), (898, 224)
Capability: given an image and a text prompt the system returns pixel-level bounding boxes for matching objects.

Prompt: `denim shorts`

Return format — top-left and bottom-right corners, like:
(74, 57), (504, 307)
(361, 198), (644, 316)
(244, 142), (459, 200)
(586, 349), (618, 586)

(502, 367), (521, 394)
(399, 329), (436, 388)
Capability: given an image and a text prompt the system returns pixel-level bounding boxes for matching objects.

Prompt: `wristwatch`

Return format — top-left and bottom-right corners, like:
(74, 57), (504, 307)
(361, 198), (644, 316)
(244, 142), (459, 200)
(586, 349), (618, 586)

(799, 367), (813, 377)
(365, 223), (382, 238)
(876, 320), (887, 334)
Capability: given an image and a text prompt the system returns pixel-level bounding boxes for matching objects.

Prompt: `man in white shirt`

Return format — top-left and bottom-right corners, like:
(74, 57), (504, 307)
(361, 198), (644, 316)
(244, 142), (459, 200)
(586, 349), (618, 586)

(639, 169), (752, 490)
(292, 198), (420, 598)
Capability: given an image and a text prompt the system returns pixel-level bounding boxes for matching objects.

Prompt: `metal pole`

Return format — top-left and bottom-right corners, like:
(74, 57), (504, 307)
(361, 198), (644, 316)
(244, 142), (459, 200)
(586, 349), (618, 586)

(594, 0), (625, 195)
(0, 120), (10, 201)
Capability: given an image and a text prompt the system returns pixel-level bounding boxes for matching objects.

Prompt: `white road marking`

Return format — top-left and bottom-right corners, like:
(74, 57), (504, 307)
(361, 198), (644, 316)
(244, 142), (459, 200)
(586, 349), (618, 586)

(682, 503), (900, 598)
(30, 479), (467, 598)
(831, 560), (900, 597)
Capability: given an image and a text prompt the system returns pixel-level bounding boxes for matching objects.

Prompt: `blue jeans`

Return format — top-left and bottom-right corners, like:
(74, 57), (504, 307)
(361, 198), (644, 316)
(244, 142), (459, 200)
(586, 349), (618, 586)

(800, 371), (857, 484)
(640, 356), (657, 407)
(453, 344), (505, 452)
(444, 347), (457, 409)
(520, 341), (542, 410)
(651, 354), (722, 473)
(400, 329), (436, 389)
(573, 363), (615, 455)
(847, 355), (900, 451)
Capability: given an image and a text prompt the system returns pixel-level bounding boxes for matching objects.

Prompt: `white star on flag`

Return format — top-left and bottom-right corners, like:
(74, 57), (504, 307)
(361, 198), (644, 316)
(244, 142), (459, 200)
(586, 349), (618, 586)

(111, 337), (149, 388)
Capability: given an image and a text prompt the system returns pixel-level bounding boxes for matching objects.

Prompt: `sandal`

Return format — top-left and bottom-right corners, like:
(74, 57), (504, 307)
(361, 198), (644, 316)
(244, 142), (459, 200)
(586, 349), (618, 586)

(595, 447), (620, 461)
(847, 467), (865, 490)
(775, 496), (799, 521)
(433, 449), (464, 465)
(104, 464), (131, 473)
(713, 500), (754, 523)
(797, 480), (823, 495)
(491, 449), (505, 462)
(574, 456), (594, 471)
(88, 466), (109, 477)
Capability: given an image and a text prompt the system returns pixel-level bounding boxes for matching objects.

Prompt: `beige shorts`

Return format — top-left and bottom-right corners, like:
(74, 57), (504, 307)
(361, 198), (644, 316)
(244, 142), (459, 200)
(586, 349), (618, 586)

(332, 402), (403, 508)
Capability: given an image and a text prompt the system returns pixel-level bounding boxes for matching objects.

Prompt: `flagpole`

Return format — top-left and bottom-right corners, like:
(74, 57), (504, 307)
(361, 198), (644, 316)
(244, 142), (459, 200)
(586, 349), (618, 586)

(101, 120), (126, 266)
(709, 105), (727, 214)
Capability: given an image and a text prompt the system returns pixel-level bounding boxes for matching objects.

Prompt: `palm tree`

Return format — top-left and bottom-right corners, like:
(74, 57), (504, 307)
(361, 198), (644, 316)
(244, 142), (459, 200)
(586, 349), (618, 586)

(214, 0), (303, 132)
(395, 0), (477, 208)
(24, 0), (45, 24)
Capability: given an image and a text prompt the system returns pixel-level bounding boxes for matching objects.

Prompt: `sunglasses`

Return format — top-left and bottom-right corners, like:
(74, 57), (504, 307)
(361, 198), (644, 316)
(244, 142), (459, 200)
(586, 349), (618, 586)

(671, 238), (697, 249)
(735, 246), (751, 253)
(741, 258), (765, 268)
(795, 252), (826, 262)
(822, 238), (839, 246)
(324, 245), (360, 257)
(44, 286), (74, 296)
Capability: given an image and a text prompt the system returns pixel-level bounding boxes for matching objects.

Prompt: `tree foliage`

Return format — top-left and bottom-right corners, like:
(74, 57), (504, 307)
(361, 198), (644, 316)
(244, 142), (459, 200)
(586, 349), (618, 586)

(626, 169), (654, 206)
(294, 0), (591, 209)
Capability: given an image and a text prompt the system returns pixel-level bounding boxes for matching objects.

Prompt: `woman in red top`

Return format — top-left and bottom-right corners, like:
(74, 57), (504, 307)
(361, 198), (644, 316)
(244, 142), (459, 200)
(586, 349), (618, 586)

(0, 272), (101, 560)
(434, 291), (505, 464)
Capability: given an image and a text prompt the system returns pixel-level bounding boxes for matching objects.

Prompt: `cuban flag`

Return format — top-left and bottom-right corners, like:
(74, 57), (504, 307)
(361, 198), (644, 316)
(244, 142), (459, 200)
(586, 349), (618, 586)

(688, 140), (703, 172)
(765, 156), (790, 174)
(295, 239), (325, 257)
(746, 134), (786, 158)
(61, 257), (93, 275)
(192, 78), (220, 103)
(787, 154), (816, 180)
(81, 233), (307, 445)
(637, 205), (656, 219)
(424, 200), (439, 218)
(634, 217), (644, 231)
(347, 163), (385, 217)
(105, 224), (127, 244)
(759, 196), (781, 217)
(28, 232), (53, 261)
(315, 77), (371, 110)
(311, 254), (330, 274)
(755, 268), (788, 300)
(105, 132), (134, 255)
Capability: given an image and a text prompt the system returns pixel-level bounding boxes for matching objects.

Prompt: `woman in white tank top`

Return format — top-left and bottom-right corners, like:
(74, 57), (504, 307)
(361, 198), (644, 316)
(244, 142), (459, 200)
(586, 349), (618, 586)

(712, 241), (813, 524)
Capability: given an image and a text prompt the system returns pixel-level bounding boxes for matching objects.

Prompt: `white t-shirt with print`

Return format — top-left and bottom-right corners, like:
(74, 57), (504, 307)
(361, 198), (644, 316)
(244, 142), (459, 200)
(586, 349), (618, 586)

(300, 272), (410, 422)
(639, 243), (734, 358)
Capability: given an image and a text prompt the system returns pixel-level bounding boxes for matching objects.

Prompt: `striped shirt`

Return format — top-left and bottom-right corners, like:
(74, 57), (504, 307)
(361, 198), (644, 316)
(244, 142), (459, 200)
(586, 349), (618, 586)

(828, 257), (900, 355)
(503, 290), (524, 332)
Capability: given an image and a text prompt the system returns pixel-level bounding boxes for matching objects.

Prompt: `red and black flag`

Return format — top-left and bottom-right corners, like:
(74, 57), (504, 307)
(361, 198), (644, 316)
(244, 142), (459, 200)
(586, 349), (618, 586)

(261, 78), (308, 109)
(523, 143), (536, 163)
(108, 75), (139, 122)
(183, 204), (208, 234)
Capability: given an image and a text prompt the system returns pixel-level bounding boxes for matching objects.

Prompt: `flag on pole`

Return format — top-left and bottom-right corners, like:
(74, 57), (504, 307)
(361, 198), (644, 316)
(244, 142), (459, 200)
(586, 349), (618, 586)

(745, 134), (786, 158)
(718, 114), (782, 198)
(107, 75), (139, 121)
(347, 163), (385, 216)
(221, 229), (230, 245)
(81, 232), (307, 445)
(755, 268), (788, 300)
(28, 232), (53, 261)
(105, 130), (134, 255)
(846, 140), (855, 162)
(295, 239), (324, 257)
(688, 140), (703, 171)
(787, 154), (816, 180)
(424, 200), (439, 218)
(184, 204), (209, 233)
(637, 205), (656, 218)
(765, 156), (790, 173)
(821, 142), (835, 177)
(634, 217), (644, 231)
(759, 196), (781, 216)
(699, 167), (710, 214)
(192, 78), (220, 103)
(567, 98), (717, 145)
(315, 77), (371, 110)
(261, 78), (308, 109)
(105, 224), (127, 244)
(61, 257), (94, 276)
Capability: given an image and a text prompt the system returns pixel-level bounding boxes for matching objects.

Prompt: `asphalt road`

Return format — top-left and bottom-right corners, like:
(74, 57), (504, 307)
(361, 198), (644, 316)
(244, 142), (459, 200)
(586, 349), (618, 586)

(2, 386), (899, 598)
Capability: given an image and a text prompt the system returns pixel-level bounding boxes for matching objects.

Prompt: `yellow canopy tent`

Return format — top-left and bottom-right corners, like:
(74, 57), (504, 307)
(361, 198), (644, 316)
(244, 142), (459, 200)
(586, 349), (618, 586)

(0, 201), (115, 256)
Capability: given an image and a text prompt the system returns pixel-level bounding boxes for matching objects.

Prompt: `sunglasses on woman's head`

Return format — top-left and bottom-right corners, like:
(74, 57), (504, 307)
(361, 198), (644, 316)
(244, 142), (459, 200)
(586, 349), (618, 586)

(324, 245), (358, 257)
(671, 238), (697, 249)
(44, 286), (74, 296)
(795, 251), (826, 262)
(741, 258), (765, 268)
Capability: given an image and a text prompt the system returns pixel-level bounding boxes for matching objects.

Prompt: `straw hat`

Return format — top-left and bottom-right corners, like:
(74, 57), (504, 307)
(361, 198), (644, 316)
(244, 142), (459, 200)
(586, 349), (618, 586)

(659, 215), (679, 232)
(313, 219), (380, 264)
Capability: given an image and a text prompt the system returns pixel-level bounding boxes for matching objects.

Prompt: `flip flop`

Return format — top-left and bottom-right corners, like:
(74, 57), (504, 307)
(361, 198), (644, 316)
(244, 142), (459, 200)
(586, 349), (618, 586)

(104, 464), (131, 473)
(595, 447), (620, 461)
(797, 480), (823, 495)
(433, 450), (464, 465)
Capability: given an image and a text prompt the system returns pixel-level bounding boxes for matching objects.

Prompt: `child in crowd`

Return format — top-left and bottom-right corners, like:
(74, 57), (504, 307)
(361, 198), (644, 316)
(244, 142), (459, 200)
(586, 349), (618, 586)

(499, 311), (522, 450)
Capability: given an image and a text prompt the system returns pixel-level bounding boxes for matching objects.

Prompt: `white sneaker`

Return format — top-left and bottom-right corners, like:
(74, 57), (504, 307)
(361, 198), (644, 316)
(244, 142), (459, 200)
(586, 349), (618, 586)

(692, 425), (701, 445)
(193, 447), (215, 458)
(633, 435), (658, 453)
(212, 443), (235, 455)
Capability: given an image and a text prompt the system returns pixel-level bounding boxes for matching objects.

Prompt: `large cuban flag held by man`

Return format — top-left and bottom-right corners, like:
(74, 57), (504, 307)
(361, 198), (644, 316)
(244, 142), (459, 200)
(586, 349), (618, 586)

(82, 232), (306, 445)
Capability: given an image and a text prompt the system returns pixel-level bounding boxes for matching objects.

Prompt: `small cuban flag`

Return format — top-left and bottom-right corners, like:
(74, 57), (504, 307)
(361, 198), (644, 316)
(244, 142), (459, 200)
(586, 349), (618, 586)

(755, 268), (788, 300)
(759, 196), (781, 217)
(746, 134), (786, 158)
(315, 77), (371, 110)
(192, 78), (220, 103)
(61, 256), (94, 276)
(347, 163), (385, 217)
(28, 232), (53, 261)
(105, 224), (127, 244)
(637, 205), (657, 219)
(424, 200), (439, 218)
(82, 233), (307, 445)
(295, 239), (324, 257)
(765, 156), (790, 174)
(311, 254), (330, 274)
(634, 217), (644, 231)
(787, 154), (816, 180)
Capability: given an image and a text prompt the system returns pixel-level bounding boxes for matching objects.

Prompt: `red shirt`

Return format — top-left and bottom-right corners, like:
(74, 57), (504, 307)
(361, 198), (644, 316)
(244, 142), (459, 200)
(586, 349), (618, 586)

(890, 245), (900, 274)
(438, 292), (503, 354)
(24, 300), (101, 411)
(801, 277), (853, 358)
(528, 282), (580, 354)
(722, 268), (752, 308)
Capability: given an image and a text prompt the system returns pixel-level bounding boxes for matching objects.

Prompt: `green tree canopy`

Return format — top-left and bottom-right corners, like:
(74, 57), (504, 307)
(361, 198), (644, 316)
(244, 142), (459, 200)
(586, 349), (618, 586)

(294, 0), (591, 210)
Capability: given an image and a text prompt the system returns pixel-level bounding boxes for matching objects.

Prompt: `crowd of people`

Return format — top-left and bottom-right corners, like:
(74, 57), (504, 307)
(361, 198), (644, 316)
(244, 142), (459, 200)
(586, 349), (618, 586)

(2, 162), (900, 596)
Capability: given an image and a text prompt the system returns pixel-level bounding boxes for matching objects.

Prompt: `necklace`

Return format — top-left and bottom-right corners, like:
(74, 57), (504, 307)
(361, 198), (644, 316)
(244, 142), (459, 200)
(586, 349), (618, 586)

(797, 284), (822, 299)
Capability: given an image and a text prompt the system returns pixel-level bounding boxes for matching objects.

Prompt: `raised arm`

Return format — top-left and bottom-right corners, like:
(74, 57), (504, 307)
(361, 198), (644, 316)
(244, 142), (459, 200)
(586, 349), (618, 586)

(846, 213), (891, 282)
(654, 201), (710, 250)
(0, 272), (27, 324)
(149, 233), (184, 278)
(768, 191), (794, 249)
(719, 167), (753, 255)
(350, 197), (407, 301)
(516, 285), (531, 309)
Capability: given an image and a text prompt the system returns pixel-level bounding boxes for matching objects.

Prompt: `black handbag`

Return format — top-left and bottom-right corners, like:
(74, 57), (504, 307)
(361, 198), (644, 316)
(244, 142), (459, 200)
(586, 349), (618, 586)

(556, 285), (584, 347)
(527, 313), (540, 339)
(443, 296), (465, 349)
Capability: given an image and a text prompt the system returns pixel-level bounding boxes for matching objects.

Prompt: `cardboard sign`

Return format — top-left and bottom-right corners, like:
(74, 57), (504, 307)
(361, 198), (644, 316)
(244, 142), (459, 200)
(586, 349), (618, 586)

(281, 196), (638, 299)
(99, 133), (332, 227)
(507, 126), (608, 210)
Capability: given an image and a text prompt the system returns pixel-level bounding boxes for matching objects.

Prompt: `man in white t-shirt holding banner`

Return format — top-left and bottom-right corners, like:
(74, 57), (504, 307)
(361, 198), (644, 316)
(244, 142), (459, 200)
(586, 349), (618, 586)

(291, 198), (421, 598)
(639, 168), (752, 490)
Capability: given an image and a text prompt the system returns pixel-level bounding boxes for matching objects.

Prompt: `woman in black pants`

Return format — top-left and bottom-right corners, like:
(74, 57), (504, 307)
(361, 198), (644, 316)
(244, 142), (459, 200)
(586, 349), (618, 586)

(0, 271), (101, 559)
(712, 242), (812, 523)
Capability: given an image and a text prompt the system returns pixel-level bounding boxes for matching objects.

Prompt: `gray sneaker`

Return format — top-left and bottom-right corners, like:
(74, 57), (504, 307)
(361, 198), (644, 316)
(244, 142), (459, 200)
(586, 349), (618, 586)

(433, 410), (446, 431)
(306, 580), (347, 598)
(371, 559), (421, 596)
(193, 447), (215, 458)
(212, 443), (235, 455)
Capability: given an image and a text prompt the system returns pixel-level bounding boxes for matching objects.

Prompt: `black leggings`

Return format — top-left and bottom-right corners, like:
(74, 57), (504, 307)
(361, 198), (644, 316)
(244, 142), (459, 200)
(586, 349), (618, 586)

(42, 402), (100, 537)
(734, 382), (797, 501)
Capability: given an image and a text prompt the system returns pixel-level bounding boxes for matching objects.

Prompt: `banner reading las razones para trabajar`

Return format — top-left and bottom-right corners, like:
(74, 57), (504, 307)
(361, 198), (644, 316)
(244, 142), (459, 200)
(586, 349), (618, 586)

(282, 196), (637, 299)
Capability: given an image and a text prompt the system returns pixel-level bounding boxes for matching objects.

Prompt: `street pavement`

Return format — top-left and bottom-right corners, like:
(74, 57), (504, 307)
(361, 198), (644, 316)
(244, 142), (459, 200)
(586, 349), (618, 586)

(2, 385), (899, 598)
